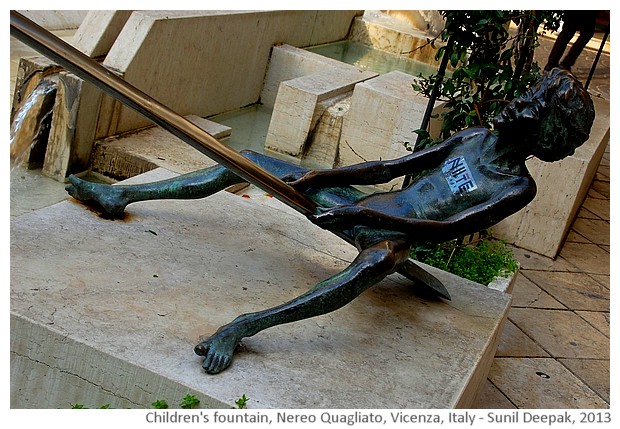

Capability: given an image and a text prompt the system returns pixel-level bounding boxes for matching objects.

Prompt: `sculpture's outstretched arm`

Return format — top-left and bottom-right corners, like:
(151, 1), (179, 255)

(286, 130), (477, 190)
(311, 177), (536, 244)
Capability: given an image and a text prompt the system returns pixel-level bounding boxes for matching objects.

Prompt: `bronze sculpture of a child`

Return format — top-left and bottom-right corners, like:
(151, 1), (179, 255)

(66, 68), (594, 374)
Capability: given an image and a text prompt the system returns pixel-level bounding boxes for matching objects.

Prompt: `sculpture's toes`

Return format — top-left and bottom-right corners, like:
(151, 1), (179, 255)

(206, 352), (231, 374)
(65, 175), (82, 199)
(194, 340), (233, 374)
(194, 343), (209, 356)
(64, 175), (126, 218)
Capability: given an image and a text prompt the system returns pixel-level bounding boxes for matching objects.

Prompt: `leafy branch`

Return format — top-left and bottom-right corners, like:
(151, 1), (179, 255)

(410, 10), (563, 151)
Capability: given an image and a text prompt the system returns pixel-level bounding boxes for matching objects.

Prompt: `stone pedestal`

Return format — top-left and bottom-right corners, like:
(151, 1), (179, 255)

(11, 169), (511, 409)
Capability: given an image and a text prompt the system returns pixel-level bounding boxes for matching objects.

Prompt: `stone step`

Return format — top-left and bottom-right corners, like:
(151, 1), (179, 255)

(90, 115), (230, 180)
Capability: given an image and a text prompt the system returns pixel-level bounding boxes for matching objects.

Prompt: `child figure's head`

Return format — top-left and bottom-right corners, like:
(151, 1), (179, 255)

(494, 68), (595, 162)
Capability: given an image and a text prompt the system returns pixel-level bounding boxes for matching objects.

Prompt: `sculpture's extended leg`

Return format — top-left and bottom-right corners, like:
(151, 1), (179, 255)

(194, 236), (411, 374)
(65, 150), (310, 217)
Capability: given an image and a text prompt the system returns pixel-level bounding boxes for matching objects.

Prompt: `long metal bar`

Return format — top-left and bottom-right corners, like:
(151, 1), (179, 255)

(10, 10), (318, 216)
(401, 37), (453, 189)
(585, 28), (609, 90)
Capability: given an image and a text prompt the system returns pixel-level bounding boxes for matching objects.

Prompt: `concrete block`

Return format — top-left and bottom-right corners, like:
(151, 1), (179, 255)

(72, 10), (133, 57)
(338, 71), (431, 190)
(90, 115), (231, 179)
(349, 11), (442, 66)
(95, 11), (363, 138)
(42, 72), (103, 180)
(11, 168), (511, 409)
(10, 56), (62, 168)
(261, 44), (359, 109)
(493, 96), (610, 258)
(265, 68), (376, 158)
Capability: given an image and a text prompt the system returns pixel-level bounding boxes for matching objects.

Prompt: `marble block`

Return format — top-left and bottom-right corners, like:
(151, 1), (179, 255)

(265, 68), (376, 158)
(11, 168), (510, 409)
(339, 71), (432, 190)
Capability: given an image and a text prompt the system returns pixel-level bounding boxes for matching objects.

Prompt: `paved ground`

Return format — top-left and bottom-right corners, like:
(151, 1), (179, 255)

(10, 20), (611, 409)
(472, 28), (611, 409)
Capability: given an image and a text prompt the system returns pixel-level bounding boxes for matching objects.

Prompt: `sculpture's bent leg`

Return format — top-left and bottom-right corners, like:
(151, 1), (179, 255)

(65, 150), (309, 217)
(194, 236), (411, 374)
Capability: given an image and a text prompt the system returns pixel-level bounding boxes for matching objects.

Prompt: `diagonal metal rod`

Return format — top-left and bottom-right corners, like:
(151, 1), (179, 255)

(10, 10), (318, 216)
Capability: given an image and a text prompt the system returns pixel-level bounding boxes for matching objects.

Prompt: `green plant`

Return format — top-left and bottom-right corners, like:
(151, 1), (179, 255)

(180, 394), (200, 409)
(151, 399), (169, 409)
(411, 233), (519, 286)
(235, 394), (249, 409)
(70, 394), (201, 409)
(70, 403), (110, 409)
(412, 10), (562, 151)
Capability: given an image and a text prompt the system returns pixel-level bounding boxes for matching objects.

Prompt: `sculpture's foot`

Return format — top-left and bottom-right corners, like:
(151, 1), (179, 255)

(65, 175), (128, 218)
(194, 329), (241, 374)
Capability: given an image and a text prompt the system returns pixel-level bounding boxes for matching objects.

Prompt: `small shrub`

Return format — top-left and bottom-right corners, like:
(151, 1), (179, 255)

(180, 394), (200, 409)
(151, 399), (169, 409)
(411, 236), (518, 285)
(235, 394), (249, 409)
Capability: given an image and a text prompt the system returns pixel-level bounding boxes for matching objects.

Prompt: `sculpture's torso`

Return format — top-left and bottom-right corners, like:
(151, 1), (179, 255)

(357, 128), (529, 222)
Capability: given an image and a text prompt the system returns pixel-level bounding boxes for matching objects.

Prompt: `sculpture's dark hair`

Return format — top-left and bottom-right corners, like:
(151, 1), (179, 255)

(532, 68), (595, 161)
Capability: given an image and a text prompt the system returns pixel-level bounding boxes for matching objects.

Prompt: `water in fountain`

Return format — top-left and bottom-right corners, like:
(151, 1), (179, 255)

(306, 41), (440, 78)
(10, 78), (58, 170)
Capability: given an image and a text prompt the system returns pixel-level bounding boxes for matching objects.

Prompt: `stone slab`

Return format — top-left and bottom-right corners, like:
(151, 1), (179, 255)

(90, 115), (230, 179)
(487, 358), (607, 409)
(11, 168), (511, 409)
(493, 96), (610, 257)
(96, 11), (363, 138)
(265, 67), (377, 157)
(339, 71), (432, 190)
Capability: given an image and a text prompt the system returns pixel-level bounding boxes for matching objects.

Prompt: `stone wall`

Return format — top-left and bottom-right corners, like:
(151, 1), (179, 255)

(17, 10), (88, 30)
(34, 10), (362, 180)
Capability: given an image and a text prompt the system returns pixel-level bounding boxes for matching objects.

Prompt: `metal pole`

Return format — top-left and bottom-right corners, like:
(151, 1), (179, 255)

(585, 28), (609, 90)
(402, 38), (453, 188)
(10, 10), (318, 216)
